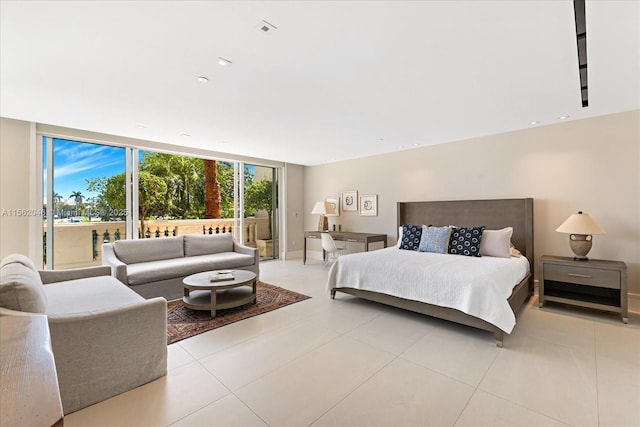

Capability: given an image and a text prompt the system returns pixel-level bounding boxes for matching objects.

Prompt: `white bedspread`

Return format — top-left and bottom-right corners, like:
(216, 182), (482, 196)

(327, 247), (530, 333)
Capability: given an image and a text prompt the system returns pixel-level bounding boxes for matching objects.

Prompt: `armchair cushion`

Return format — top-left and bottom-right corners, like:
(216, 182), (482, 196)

(44, 276), (143, 316)
(0, 257), (47, 314)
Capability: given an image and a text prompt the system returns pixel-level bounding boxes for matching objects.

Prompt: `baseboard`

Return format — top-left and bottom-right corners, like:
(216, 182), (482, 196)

(282, 250), (303, 260)
(304, 250), (324, 261)
(629, 292), (640, 314)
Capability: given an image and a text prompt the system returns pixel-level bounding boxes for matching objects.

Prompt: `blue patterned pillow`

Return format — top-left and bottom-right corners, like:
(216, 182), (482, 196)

(418, 225), (452, 254)
(399, 224), (422, 251)
(448, 226), (485, 257)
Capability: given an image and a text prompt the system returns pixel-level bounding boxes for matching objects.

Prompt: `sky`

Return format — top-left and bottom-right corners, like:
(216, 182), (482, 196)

(44, 138), (125, 202)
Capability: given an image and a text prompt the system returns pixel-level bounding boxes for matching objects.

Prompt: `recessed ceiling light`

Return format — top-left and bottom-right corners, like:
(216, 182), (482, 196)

(197, 76), (209, 83)
(217, 57), (232, 67)
(135, 124), (147, 129)
(256, 20), (277, 34)
(378, 138), (385, 142)
(529, 121), (539, 125)
(558, 115), (570, 120)
(180, 133), (191, 137)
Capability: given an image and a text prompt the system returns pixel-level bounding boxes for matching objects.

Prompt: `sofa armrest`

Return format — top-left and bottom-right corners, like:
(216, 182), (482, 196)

(39, 266), (112, 285)
(47, 297), (167, 414)
(101, 243), (128, 285)
(234, 241), (259, 264)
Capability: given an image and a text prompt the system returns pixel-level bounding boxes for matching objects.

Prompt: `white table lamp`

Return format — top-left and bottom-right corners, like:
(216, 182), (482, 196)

(311, 201), (336, 232)
(556, 211), (605, 260)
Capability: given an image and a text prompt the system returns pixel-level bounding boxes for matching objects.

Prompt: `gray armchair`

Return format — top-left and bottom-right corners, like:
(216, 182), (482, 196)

(0, 254), (167, 414)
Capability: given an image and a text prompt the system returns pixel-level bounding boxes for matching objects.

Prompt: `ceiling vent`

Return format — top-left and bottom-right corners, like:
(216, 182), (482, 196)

(256, 20), (277, 34)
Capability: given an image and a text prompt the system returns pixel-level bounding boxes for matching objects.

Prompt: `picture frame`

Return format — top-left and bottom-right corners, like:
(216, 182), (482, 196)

(326, 197), (340, 216)
(341, 190), (358, 211)
(359, 194), (377, 216)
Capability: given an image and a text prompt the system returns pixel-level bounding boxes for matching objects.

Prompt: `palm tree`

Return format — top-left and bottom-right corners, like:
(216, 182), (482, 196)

(204, 159), (221, 218)
(69, 191), (84, 206)
(53, 192), (63, 205)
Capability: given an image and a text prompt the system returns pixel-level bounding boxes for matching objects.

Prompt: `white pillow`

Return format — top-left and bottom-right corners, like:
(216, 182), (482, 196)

(396, 226), (402, 248)
(479, 227), (513, 258)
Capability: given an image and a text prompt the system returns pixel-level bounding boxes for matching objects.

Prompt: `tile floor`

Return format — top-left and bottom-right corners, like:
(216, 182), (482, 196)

(66, 259), (640, 427)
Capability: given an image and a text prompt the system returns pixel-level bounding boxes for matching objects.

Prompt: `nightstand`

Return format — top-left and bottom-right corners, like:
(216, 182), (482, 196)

(539, 255), (628, 323)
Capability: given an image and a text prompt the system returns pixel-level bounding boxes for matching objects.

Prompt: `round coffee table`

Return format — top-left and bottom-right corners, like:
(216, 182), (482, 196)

(182, 270), (257, 318)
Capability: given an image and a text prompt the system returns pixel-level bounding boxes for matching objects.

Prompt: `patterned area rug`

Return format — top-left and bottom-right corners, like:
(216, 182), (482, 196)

(167, 282), (310, 345)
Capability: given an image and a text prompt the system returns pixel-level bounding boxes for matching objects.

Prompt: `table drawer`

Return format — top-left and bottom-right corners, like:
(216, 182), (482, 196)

(544, 264), (620, 289)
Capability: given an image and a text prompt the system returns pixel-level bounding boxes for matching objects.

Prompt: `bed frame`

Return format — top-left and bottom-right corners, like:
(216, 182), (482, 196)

(331, 198), (534, 347)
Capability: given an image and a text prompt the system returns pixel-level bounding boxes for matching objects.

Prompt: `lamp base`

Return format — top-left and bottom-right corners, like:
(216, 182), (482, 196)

(317, 215), (328, 232)
(569, 234), (592, 261)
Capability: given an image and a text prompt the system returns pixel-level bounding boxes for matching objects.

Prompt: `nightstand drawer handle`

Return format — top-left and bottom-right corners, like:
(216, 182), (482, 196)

(567, 273), (592, 278)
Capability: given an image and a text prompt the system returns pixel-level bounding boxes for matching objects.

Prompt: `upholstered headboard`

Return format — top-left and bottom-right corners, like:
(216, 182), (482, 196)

(397, 198), (534, 266)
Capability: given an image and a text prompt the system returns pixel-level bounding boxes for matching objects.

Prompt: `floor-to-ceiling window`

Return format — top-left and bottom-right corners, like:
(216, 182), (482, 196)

(244, 164), (277, 260)
(42, 137), (279, 269)
(42, 137), (128, 269)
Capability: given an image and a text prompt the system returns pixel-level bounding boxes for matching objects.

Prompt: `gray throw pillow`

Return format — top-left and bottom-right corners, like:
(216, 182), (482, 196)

(418, 225), (452, 254)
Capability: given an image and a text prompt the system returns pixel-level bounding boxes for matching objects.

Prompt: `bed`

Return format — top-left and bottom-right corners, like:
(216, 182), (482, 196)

(328, 198), (534, 347)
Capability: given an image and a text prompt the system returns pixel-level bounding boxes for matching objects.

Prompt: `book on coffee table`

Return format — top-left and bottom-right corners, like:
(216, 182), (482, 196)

(209, 272), (234, 282)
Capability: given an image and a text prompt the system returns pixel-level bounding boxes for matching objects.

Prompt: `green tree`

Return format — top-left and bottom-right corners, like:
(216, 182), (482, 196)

(86, 177), (113, 221)
(217, 162), (235, 218)
(141, 152), (203, 218)
(101, 172), (167, 237)
(244, 179), (274, 237)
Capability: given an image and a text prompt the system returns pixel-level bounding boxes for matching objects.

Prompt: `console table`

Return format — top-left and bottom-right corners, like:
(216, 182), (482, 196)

(303, 231), (387, 264)
(0, 315), (64, 426)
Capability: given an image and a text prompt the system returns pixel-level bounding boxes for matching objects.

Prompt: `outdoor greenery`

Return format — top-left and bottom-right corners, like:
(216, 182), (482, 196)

(80, 152), (273, 237)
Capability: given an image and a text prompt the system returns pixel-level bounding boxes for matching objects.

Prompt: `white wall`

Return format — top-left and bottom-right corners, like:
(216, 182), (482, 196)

(303, 110), (640, 296)
(282, 163), (304, 259)
(0, 117), (34, 260)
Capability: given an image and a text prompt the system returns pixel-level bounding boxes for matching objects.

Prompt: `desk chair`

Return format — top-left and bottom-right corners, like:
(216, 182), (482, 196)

(320, 233), (346, 269)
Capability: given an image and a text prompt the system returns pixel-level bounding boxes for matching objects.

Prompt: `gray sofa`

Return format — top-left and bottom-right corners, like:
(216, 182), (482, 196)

(0, 254), (167, 415)
(102, 233), (259, 300)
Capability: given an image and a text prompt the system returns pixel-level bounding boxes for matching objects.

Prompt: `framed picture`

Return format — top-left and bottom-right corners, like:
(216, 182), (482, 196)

(341, 190), (358, 211)
(326, 197), (339, 216)
(359, 194), (377, 216)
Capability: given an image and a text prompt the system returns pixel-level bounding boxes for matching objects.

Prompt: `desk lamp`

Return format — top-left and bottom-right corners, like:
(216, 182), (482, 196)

(311, 201), (336, 232)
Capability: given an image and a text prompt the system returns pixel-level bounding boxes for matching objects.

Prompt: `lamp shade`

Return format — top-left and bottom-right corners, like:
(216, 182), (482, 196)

(555, 211), (605, 235)
(311, 201), (336, 215)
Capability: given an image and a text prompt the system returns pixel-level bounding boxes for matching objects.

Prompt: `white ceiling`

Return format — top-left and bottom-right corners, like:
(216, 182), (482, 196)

(1, 1), (639, 166)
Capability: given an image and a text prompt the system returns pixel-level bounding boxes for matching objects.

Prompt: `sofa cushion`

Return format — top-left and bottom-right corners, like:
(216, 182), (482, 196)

(113, 236), (184, 264)
(0, 260), (47, 313)
(44, 276), (143, 316)
(126, 253), (255, 286)
(184, 234), (234, 256)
